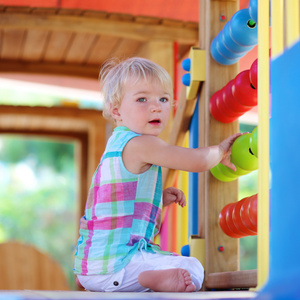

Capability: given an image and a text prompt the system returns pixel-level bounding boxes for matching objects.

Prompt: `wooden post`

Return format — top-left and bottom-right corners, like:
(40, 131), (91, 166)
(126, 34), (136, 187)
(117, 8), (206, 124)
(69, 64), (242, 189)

(198, 0), (240, 281)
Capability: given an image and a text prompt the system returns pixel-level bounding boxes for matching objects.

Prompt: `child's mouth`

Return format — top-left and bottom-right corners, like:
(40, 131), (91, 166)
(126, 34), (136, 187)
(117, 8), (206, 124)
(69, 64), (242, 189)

(149, 119), (161, 124)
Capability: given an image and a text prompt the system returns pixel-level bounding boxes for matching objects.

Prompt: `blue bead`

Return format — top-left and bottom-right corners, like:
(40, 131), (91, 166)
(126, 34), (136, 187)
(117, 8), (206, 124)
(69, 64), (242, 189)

(228, 8), (258, 47)
(249, 0), (272, 26)
(222, 21), (255, 53)
(216, 34), (247, 60)
(248, 0), (258, 23)
(210, 37), (240, 65)
(182, 73), (191, 86)
(181, 245), (190, 257)
(182, 58), (191, 72)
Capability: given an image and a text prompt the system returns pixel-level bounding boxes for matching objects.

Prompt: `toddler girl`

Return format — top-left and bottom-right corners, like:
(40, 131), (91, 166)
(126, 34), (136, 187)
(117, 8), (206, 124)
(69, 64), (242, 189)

(74, 57), (241, 292)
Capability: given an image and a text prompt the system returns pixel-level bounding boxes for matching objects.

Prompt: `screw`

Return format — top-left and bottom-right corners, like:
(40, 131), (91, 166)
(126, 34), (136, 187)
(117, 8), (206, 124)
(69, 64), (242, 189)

(218, 245), (225, 252)
(219, 14), (226, 22)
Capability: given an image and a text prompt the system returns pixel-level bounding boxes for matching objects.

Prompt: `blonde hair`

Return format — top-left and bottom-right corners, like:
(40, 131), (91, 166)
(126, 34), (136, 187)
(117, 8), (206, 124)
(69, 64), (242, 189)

(99, 57), (173, 120)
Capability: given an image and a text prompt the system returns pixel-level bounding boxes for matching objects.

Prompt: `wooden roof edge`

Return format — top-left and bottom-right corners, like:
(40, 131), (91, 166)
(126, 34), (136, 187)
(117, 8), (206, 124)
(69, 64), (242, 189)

(0, 104), (104, 118)
(0, 5), (198, 27)
(0, 9), (198, 44)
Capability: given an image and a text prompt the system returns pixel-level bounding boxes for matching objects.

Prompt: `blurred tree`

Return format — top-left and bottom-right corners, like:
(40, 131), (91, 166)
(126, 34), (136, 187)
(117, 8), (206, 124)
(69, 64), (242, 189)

(0, 135), (78, 289)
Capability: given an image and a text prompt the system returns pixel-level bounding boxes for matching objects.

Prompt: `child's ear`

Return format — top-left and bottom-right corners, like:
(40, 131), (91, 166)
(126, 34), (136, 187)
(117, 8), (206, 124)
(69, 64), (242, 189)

(111, 105), (121, 120)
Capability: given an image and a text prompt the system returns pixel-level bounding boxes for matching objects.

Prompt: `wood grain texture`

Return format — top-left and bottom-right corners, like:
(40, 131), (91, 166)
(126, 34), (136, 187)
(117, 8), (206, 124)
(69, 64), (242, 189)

(0, 241), (70, 290)
(206, 270), (257, 289)
(197, 0), (239, 278)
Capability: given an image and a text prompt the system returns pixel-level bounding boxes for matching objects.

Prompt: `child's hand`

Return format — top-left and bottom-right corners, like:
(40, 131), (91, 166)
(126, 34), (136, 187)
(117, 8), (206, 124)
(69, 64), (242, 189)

(163, 187), (186, 208)
(219, 133), (243, 171)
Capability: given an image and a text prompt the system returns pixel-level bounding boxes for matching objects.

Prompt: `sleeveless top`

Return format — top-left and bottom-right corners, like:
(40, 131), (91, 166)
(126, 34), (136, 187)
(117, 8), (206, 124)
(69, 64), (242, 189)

(74, 126), (172, 275)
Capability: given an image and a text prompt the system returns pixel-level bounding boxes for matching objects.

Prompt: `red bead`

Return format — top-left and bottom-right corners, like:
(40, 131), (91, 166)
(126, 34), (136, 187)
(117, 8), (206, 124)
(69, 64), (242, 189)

(249, 58), (258, 88)
(217, 88), (243, 119)
(223, 80), (252, 113)
(240, 196), (257, 232)
(219, 203), (242, 238)
(248, 194), (258, 227)
(226, 202), (248, 237)
(232, 70), (258, 106)
(232, 198), (257, 236)
(210, 91), (237, 123)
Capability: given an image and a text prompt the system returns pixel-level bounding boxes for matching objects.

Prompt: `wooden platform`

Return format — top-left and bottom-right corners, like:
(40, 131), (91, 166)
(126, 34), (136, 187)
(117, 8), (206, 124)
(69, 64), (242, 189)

(0, 290), (256, 300)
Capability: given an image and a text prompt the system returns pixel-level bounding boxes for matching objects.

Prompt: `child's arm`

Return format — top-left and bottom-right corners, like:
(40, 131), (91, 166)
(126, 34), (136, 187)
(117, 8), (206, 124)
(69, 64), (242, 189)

(163, 187), (186, 207)
(123, 133), (242, 174)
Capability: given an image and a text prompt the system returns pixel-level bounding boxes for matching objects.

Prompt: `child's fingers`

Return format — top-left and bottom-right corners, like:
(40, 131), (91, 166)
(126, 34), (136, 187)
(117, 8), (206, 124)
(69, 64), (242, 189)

(222, 161), (237, 171)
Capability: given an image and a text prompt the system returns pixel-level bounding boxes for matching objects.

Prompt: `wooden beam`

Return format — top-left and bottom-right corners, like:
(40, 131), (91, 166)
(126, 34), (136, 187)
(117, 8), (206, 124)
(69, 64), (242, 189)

(163, 87), (198, 188)
(206, 270), (257, 289)
(0, 12), (198, 44)
(0, 60), (100, 78)
(200, 0), (239, 277)
(0, 105), (102, 120)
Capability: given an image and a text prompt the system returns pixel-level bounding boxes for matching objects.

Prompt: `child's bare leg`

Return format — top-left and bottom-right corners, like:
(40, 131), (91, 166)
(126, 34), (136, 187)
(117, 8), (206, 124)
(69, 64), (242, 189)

(138, 268), (196, 292)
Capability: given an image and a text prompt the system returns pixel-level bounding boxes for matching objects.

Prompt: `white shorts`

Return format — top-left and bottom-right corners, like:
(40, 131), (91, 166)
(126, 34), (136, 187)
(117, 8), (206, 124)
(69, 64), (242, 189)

(77, 250), (204, 292)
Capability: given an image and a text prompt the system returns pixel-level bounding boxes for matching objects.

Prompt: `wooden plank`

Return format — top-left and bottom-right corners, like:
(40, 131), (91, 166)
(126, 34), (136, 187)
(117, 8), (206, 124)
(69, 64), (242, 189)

(163, 87), (198, 188)
(0, 241), (70, 290)
(197, 0), (209, 239)
(82, 10), (108, 19)
(86, 35), (120, 64)
(0, 60), (99, 77)
(201, 0), (239, 277)
(4, 6), (32, 13)
(22, 29), (50, 61)
(206, 270), (257, 289)
(57, 8), (83, 16)
(0, 29), (3, 52)
(108, 13), (134, 22)
(64, 32), (97, 64)
(0, 12), (198, 44)
(1, 28), (26, 59)
(0, 60), (99, 78)
(135, 15), (161, 25)
(43, 31), (74, 62)
(162, 19), (185, 28)
(110, 38), (142, 59)
(0, 105), (103, 121)
(31, 7), (59, 15)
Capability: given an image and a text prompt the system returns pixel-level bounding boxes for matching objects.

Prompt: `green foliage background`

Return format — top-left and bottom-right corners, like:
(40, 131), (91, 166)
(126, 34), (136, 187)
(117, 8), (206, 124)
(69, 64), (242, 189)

(239, 123), (258, 271)
(0, 136), (78, 289)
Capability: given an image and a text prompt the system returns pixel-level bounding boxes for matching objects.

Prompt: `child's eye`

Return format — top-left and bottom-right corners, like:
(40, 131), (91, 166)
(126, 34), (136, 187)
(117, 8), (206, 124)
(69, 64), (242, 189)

(137, 98), (146, 102)
(160, 97), (169, 103)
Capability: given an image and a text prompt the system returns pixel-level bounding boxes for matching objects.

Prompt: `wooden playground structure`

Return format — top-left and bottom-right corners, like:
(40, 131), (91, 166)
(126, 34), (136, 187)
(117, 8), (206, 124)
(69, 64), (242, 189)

(1, 0), (300, 299)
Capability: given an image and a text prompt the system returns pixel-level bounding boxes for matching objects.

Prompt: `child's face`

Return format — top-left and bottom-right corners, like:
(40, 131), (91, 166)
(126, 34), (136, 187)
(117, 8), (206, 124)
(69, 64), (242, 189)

(111, 76), (171, 136)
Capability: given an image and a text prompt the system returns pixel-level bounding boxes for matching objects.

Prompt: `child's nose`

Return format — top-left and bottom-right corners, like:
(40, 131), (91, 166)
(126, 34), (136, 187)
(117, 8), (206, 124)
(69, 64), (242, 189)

(150, 101), (162, 112)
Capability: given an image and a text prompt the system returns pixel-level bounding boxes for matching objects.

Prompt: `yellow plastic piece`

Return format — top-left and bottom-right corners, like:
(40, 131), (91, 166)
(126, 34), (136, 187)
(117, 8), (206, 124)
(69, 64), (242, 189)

(190, 235), (205, 266)
(271, 0), (284, 57)
(257, 0), (270, 289)
(175, 134), (189, 254)
(186, 47), (206, 100)
(286, 0), (300, 48)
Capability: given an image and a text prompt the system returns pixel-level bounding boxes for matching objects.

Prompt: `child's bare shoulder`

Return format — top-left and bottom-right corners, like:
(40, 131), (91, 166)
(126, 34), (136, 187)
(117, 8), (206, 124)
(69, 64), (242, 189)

(127, 134), (166, 150)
